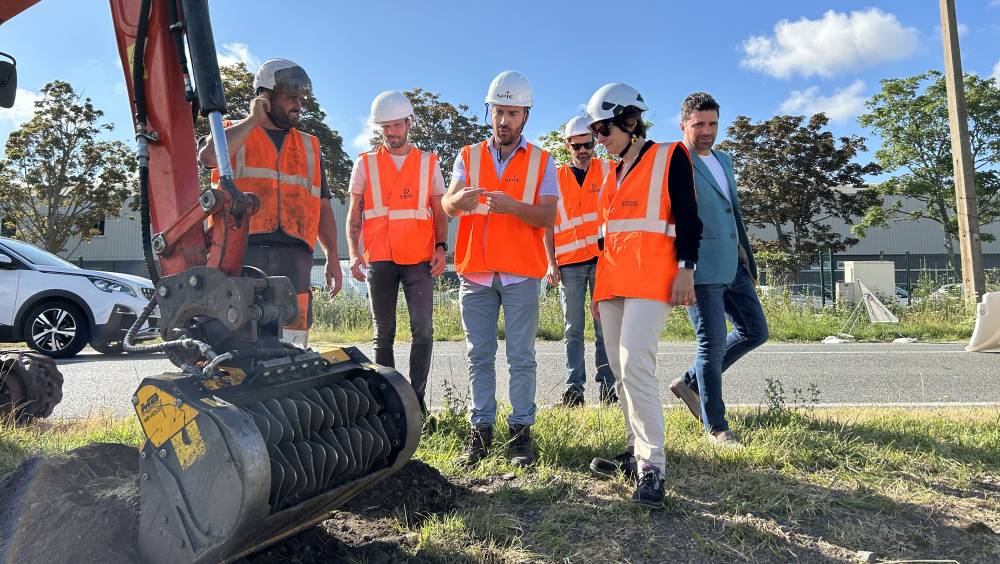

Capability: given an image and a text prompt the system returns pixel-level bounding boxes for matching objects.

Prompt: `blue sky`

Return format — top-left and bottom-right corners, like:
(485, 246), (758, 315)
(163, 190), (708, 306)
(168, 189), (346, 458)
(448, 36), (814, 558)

(2, 0), (1000, 168)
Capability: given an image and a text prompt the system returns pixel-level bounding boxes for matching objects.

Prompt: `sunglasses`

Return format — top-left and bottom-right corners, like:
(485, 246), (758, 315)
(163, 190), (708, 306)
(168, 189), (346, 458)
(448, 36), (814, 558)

(589, 120), (613, 137)
(570, 141), (595, 150)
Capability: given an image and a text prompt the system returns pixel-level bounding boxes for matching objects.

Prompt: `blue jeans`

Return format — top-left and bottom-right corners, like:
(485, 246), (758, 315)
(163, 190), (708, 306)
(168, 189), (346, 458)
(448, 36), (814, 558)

(559, 262), (614, 391)
(460, 275), (540, 427)
(684, 265), (769, 433)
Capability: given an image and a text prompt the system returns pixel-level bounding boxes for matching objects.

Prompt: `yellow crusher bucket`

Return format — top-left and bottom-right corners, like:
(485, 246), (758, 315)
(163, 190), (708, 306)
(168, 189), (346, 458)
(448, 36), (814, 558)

(131, 346), (422, 563)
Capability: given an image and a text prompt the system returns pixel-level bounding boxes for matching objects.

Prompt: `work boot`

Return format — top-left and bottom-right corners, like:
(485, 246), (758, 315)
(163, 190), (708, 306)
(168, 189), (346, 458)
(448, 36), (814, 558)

(669, 377), (702, 423)
(632, 465), (666, 508)
(708, 429), (744, 449)
(599, 382), (619, 405)
(560, 387), (585, 408)
(456, 425), (493, 466)
(590, 448), (637, 480)
(507, 424), (537, 467)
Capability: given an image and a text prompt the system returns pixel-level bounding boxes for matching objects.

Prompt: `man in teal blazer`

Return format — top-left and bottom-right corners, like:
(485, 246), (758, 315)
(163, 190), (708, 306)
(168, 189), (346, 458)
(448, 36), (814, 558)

(670, 92), (768, 447)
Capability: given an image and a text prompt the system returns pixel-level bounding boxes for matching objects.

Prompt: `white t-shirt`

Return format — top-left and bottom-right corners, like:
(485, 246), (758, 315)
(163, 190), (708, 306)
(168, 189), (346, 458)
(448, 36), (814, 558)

(349, 150), (446, 196)
(701, 152), (732, 204)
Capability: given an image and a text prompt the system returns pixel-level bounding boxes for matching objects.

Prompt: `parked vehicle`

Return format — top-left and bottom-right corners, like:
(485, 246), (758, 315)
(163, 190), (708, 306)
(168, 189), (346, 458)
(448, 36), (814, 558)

(0, 237), (159, 358)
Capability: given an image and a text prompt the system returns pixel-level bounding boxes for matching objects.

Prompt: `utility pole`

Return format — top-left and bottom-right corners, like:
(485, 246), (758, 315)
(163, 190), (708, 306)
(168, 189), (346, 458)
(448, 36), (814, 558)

(939, 0), (985, 304)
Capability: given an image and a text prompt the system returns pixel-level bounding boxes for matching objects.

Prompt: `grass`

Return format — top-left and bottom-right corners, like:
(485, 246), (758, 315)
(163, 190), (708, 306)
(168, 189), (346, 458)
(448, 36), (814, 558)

(403, 396), (1000, 563)
(0, 414), (141, 476)
(3, 402), (998, 562)
(309, 286), (979, 344)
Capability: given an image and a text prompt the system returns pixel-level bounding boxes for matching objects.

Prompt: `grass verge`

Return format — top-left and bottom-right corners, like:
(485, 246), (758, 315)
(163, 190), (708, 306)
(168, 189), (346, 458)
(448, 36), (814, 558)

(309, 289), (978, 344)
(4, 404), (996, 562)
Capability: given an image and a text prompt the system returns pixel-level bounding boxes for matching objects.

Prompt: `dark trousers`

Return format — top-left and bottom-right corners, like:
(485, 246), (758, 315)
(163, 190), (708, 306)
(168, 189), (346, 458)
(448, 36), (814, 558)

(683, 265), (769, 433)
(368, 261), (434, 410)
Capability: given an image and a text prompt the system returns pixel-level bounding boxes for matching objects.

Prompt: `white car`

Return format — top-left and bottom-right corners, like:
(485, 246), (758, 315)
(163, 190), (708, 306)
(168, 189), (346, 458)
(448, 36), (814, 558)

(0, 237), (160, 358)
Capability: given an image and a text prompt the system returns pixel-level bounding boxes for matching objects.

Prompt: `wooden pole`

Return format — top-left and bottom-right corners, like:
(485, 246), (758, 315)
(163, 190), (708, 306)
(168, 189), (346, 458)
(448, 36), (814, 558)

(939, 0), (986, 304)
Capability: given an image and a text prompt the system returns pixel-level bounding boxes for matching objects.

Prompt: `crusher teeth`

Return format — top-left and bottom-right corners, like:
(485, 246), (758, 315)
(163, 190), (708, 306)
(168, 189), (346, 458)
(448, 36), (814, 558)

(244, 377), (394, 510)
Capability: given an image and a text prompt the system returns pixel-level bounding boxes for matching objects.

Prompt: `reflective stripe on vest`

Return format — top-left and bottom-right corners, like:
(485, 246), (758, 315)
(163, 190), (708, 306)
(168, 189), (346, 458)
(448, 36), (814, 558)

(362, 151), (432, 221)
(553, 159), (610, 264)
(233, 129), (321, 198)
(360, 148), (437, 264)
(213, 123), (323, 249)
(454, 141), (549, 278)
(594, 142), (688, 303)
(604, 147), (675, 236)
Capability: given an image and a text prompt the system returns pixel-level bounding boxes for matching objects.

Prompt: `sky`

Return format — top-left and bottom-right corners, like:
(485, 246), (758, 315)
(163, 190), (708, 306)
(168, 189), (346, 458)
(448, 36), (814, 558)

(2, 0), (1000, 170)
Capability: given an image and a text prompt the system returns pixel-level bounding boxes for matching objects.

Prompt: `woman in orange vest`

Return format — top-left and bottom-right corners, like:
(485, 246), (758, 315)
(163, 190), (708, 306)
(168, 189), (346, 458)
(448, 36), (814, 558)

(584, 83), (702, 509)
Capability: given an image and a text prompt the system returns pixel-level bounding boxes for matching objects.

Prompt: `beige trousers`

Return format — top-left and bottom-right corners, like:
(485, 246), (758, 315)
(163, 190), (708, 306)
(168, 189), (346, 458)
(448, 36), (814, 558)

(598, 297), (672, 472)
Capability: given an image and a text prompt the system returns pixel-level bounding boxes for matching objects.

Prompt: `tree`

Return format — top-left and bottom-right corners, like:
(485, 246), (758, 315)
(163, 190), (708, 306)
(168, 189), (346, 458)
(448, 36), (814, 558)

(368, 88), (490, 183)
(718, 113), (881, 284)
(196, 63), (353, 200)
(0, 81), (135, 255)
(858, 71), (1000, 273)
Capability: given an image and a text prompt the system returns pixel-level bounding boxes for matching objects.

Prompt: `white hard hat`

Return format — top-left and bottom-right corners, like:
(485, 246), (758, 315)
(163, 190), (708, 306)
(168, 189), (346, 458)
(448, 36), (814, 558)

(254, 58), (312, 95)
(586, 82), (648, 125)
(563, 116), (592, 139)
(370, 91), (414, 124)
(485, 70), (533, 108)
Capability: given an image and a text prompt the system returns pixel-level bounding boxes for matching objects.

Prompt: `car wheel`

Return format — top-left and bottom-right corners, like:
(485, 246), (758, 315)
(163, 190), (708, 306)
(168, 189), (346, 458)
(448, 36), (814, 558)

(23, 301), (89, 359)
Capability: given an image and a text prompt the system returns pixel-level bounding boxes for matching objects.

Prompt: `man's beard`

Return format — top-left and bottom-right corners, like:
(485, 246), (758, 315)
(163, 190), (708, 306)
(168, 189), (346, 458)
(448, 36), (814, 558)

(268, 109), (298, 129)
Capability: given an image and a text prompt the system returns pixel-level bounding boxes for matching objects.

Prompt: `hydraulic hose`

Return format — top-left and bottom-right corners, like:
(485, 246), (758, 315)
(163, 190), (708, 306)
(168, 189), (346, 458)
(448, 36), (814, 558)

(132, 0), (159, 286)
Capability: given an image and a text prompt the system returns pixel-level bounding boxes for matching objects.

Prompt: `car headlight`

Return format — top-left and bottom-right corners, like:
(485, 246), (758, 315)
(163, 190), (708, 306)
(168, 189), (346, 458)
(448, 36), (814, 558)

(89, 277), (136, 296)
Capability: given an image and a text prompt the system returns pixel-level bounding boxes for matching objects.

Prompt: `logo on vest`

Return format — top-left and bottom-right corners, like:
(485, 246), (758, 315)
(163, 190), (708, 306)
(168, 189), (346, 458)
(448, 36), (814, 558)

(621, 200), (640, 207)
(588, 183), (600, 192)
(503, 176), (521, 184)
(400, 187), (413, 200)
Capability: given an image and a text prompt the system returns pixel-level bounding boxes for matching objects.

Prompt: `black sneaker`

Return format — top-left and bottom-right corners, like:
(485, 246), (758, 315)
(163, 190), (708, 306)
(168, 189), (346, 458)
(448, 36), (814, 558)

(561, 387), (585, 408)
(456, 425), (493, 466)
(590, 448), (636, 479)
(508, 424), (537, 467)
(599, 382), (619, 405)
(632, 465), (665, 508)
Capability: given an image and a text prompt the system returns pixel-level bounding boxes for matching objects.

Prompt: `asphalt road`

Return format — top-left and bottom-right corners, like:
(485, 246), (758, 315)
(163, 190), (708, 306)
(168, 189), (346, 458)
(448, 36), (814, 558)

(51, 341), (999, 419)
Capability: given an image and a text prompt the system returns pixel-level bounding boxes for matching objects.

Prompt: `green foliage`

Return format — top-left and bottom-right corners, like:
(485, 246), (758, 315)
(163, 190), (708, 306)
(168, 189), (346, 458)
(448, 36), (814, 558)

(719, 113), (881, 284)
(367, 88), (490, 184)
(0, 81), (135, 254)
(310, 284), (976, 344)
(195, 63), (353, 200)
(858, 71), (1000, 271)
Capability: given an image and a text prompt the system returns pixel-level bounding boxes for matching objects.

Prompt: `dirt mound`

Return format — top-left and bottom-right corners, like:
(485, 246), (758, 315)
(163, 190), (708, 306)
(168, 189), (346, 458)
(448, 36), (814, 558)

(245, 460), (467, 563)
(0, 442), (140, 564)
(0, 444), (461, 564)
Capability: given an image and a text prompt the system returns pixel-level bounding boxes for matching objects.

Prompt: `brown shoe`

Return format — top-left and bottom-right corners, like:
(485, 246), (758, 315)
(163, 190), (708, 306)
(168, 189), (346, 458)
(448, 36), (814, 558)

(708, 429), (744, 449)
(669, 377), (701, 423)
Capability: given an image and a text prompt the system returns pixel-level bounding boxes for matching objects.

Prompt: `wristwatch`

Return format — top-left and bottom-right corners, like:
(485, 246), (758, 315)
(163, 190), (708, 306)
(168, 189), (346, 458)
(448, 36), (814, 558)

(435, 242), (448, 252)
(678, 260), (696, 270)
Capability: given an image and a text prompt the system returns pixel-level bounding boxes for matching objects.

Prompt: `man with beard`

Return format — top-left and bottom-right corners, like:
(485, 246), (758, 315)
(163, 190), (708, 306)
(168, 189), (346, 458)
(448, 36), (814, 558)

(442, 71), (559, 467)
(544, 116), (616, 407)
(200, 58), (342, 346)
(345, 91), (448, 414)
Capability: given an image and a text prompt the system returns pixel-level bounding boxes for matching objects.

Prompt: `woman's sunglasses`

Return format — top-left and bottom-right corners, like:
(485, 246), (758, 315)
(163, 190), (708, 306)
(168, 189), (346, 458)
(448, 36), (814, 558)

(570, 141), (595, 150)
(589, 120), (613, 137)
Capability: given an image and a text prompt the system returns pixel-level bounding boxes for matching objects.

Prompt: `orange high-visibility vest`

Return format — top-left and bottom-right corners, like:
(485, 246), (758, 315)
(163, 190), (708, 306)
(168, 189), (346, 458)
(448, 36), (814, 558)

(554, 159), (611, 265)
(454, 141), (550, 278)
(359, 147), (437, 265)
(211, 121), (323, 250)
(594, 142), (691, 304)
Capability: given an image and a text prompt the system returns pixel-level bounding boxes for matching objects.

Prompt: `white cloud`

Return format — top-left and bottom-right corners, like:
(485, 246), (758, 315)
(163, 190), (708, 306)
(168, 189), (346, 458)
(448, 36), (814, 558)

(779, 80), (867, 122)
(0, 88), (42, 127)
(351, 120), (378, 152)
(992, 59), (1000, 82)
(217, 42), (260, 70)
(741, 9), (919, 79)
